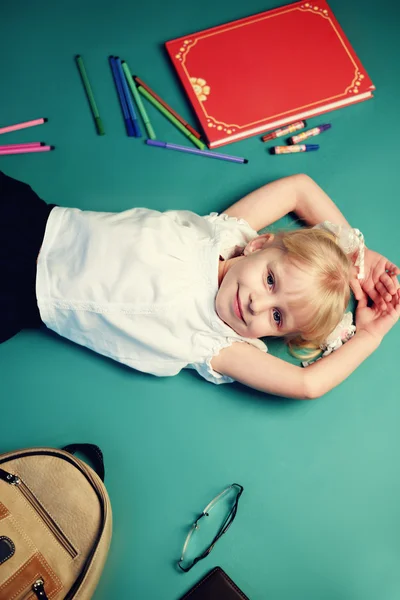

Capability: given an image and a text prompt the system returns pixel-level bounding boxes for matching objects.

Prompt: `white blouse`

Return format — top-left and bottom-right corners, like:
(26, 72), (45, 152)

(36, 207), (267, 384)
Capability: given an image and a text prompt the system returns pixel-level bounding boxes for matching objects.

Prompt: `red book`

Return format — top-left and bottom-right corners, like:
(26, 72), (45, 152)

(165, 0), (375, 148)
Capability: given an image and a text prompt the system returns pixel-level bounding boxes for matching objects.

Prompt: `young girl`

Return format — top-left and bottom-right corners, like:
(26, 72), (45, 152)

(1, 171), (398, 399)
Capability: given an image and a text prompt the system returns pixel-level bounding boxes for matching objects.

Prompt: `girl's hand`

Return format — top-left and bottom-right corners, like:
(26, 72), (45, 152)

(356, 289), (400, 342)
(350, 248), (399, 309)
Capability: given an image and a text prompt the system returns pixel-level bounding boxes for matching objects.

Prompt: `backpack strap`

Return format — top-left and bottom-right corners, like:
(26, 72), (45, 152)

(62, 444), (105, 482)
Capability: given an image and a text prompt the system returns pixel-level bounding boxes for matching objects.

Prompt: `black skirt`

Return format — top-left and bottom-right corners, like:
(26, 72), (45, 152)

(0, 171), (56, 343)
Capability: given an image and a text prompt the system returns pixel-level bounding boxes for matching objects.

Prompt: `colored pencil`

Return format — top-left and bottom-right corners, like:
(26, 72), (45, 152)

(0, 142), (43, 151)
(134, 76), (201, 139)
(75, 55), (105, 135)
(115, 57), (141, 137)
(146, 139), (247, 164)
(109, 56), (135, 137)
(138, 86), (205, 150)
(0, 118), (47, 136)
(121, 62), (156, 139)
(0, 145), (54, 155)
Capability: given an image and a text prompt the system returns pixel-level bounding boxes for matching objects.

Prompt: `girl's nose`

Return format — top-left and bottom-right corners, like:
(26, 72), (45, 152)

(249, 293), (270, 315)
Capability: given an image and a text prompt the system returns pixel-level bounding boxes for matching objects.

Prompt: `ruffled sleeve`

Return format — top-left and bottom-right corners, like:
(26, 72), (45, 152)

(204, 212), (259, 259)
(188, 335), (268, 385)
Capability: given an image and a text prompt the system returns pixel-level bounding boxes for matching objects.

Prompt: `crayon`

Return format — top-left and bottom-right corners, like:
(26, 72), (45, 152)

(0, 118), (47, 136)
(0, 142), (42, 151)
(115, 57), (142, 137)
(262, 121), (305, 142)
(146, 139), (247, 164)
(121, 62), (156, 139)
(289, 124), (331, 144)
(270, 144), (319, 154)
(138, 86), (205, 150)
(134, 76), (201, 139)
(75, 55), (105, 135)
(109, 56), (135, 137)
(0, 145), (54, 156)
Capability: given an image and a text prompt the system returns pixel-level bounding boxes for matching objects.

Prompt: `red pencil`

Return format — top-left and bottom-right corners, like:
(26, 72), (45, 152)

(133, 76), (202, 140)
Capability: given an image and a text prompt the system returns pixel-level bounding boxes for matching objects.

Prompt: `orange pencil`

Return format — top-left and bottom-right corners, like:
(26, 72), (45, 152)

(133, 76), (202, 140)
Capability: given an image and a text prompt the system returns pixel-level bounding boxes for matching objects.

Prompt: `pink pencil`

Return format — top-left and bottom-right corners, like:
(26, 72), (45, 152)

(0, 145), (54, 156)
(0, 142), (42, 151)
(0, 118), (47, 135)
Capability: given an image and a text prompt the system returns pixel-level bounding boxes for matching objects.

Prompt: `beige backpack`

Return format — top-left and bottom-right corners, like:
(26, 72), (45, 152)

(0, 444), (112, 599)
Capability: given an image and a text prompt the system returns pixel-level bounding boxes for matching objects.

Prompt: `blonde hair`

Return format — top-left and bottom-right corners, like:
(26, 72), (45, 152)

(268, 228), (352, 360)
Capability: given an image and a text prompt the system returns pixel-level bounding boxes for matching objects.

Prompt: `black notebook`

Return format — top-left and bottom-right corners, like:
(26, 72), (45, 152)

(179, 567), (250, 600)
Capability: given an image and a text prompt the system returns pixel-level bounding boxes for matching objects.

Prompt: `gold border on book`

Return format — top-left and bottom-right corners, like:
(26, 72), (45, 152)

(178, 5), (367, 132)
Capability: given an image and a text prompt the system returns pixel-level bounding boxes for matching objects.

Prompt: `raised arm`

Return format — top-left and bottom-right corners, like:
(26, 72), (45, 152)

(223, 173), (350, 231)
(211, 332), (378, 399)
(211, 289), (399, 399)
(224, 174), (399, 304)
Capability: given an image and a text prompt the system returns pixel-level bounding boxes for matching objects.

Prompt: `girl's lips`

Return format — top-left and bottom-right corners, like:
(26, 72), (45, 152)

(234, 288), (245, 323)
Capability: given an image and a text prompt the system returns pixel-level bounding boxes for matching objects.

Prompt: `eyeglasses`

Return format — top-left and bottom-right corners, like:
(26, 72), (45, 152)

(177, 483), (244, 573)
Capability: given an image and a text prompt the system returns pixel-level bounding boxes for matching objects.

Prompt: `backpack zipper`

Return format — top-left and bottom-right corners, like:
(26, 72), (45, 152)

(32, 579), (49, 599)
(0, 467), (19, 485)
(0, 467), (78, 558)
(19, 579), (49, 600)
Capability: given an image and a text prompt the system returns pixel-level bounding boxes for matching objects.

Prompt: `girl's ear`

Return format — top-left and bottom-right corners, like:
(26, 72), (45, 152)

(243, 233), (275, 256)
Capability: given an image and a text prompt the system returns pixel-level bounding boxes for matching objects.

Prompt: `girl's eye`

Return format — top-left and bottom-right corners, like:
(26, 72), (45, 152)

(272, 309), (282, 326)
(266, 272), (275, 287)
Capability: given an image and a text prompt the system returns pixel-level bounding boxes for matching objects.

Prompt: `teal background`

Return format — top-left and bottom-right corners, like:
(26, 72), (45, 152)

(1, 0), (399, 598)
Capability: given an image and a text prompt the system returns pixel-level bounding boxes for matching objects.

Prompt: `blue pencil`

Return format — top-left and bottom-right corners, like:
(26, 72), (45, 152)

(109, 56), (135, 136)
(115, 57), (142, 137)
(146, 139), (247, 164)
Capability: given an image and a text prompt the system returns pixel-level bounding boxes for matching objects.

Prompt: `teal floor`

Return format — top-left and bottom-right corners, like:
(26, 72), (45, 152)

(1, 1), (400, 598)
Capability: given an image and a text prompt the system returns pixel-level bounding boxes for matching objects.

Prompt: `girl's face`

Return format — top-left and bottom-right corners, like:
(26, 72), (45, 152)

(215, 236), (316, 339)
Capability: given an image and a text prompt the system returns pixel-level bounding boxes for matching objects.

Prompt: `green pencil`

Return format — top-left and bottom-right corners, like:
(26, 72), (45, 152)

(138, 86), (205, 150)
(75, 55), (105, 135)
(121, 61), (156, 140)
